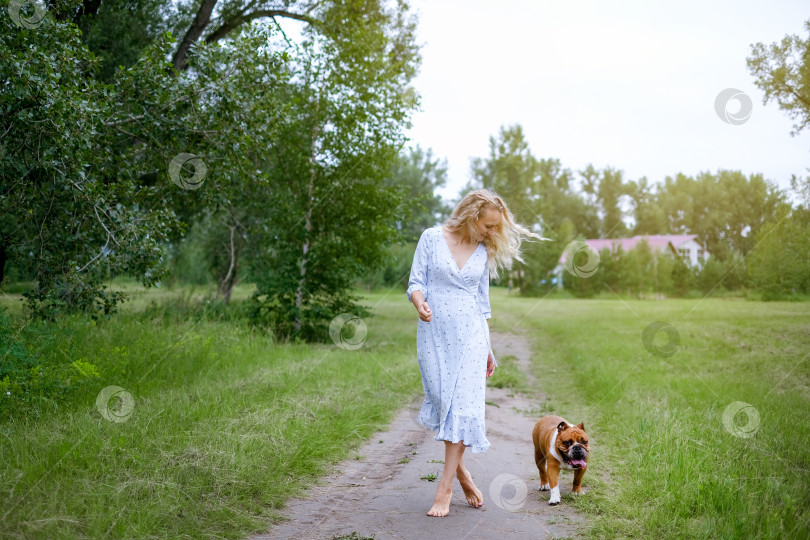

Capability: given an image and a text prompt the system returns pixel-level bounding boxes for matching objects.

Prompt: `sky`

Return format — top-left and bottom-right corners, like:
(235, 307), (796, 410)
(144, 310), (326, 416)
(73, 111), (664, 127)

(403, 0), (810, 205)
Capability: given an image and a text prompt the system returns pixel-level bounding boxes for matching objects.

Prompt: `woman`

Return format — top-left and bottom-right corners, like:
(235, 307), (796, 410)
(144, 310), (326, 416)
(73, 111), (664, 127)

(406, 188), (544, 517)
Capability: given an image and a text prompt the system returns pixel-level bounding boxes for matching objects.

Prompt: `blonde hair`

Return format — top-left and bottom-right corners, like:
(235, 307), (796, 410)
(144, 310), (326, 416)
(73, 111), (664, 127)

(443, 189), (549, 280)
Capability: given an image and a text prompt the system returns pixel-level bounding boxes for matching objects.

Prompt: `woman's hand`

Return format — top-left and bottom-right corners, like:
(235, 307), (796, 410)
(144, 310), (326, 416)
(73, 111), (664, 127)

(486, 350), (495, 378)
(417, 301), (432, 322)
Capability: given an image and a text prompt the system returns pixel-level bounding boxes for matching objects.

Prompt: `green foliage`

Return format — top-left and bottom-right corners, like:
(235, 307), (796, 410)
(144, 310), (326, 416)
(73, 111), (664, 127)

(387, 145), (450, 241)
(561, 242), (706, 299)
(655, 171), (787, 260)
(747, 207), (810, 299)
(628, 176), (668, 235)
(463, 123), (792, 299)
(165, 218), (215, 287)
(246, 1), (420, 341)
(74, 0), (180, 82)
(693, 252), (747, 294)
(747, 19), (810, 136)
(360, 240), (419, 291)
(1, 4), (184, 319)
(2, 0), (422, 339)
(0, 308), (98, 421)
(468, 124), (538, 223)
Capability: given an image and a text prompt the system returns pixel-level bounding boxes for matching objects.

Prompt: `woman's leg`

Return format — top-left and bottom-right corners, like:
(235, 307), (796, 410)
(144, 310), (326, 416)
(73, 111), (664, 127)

(427, 440), (466, 517)
(456, 451), (484, 507)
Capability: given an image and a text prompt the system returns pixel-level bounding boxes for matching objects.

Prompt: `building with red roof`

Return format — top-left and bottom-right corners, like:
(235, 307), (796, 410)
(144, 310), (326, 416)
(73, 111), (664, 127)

(552, 234), (710, 286)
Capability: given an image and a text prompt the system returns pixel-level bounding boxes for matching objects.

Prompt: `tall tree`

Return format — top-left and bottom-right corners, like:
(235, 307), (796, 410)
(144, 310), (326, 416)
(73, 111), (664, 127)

(535, 158), (599, 238)
(596, 167), (631, 237)
(468, 124), (538, 225)
(246, 0), (421, 339)
(386, 145), (451, 242)
(656, 171), (786, 259)
(627, 176), (667, 235)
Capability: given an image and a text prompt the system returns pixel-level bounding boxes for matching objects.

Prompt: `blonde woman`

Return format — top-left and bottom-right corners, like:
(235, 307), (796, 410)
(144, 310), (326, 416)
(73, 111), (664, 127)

(406, 188), (546, 517)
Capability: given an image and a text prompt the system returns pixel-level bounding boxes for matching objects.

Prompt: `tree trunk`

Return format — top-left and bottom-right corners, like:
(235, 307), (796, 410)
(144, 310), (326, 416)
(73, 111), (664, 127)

(293, 160), (317, 333)
(216, 212), (245, 304)
(171, 0), (218, 73)
(170, 2), (315, 75)
(294, 99), (322, 333)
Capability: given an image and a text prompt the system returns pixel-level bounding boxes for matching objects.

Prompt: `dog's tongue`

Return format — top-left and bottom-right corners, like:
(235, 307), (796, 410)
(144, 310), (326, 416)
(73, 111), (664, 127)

(570, 459), (587, 468)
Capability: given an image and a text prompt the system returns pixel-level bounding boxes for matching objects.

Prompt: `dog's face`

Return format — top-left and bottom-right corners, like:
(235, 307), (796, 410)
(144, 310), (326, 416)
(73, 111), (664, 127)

(556, 421), (589, 469)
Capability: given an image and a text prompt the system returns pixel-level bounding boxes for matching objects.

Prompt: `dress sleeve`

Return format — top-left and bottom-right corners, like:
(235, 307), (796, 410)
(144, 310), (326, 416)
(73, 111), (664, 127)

(406, 229), (430, 303)
(477, 261), (492, 319)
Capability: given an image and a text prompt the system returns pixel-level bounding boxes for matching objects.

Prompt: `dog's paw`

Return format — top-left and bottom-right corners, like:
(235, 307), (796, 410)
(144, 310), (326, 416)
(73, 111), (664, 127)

(538, 483), (550, 491)
(572, 490), (583, 496)
(548, 486), (561, 505)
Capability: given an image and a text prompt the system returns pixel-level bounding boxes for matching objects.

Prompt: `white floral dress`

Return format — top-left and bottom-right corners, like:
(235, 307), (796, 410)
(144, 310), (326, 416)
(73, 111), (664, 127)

(406, 225), (492, 453)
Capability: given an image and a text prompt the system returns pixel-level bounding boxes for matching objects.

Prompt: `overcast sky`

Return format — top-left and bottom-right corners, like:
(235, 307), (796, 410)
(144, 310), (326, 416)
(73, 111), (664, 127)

(404, 0), (810, 205)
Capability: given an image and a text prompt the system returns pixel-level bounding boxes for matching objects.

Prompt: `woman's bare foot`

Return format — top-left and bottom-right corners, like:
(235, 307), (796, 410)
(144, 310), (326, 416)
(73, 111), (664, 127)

(427, 485), (453, 517)
(456, 467), (484, 508)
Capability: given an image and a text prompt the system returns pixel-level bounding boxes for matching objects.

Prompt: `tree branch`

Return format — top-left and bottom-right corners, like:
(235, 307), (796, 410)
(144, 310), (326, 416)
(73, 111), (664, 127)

(171, 1), (318, 75)
(204, 10), (317, 44)
(171, 0), (219, 74)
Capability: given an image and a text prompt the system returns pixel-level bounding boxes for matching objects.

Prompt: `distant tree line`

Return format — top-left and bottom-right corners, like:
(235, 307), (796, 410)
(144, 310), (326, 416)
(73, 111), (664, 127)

(374, 124), (809, 300)
(372, 20), (810, 301)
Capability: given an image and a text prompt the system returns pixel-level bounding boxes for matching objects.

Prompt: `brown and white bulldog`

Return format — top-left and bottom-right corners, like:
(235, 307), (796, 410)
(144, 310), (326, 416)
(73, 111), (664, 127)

(532, 415), (589, 505)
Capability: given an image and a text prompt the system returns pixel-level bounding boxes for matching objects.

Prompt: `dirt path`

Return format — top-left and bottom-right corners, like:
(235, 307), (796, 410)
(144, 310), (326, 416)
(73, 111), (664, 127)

(257, 331), (586, 539)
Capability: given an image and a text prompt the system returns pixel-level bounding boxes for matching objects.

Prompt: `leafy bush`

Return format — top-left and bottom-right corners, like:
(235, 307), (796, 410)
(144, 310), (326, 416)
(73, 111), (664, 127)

(0, 309), (102, 421)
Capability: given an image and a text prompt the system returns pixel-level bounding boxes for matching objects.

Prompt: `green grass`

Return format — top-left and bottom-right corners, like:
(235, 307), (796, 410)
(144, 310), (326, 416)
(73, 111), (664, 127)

(1, 283), (808, 538)
(487, 353), (532, 393)
(0, 283), (422, 539)
(487, 290), (810, 539)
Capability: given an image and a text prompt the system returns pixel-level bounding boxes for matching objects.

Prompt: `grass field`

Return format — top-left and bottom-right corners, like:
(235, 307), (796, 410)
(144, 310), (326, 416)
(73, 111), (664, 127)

(1, 282), (808, 538)
(487, 291), (810, 538)
(0, 282), (422, 539)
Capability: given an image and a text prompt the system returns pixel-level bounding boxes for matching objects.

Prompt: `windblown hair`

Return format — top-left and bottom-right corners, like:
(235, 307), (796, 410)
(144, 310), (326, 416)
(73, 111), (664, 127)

(443, 189), (548, 280)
